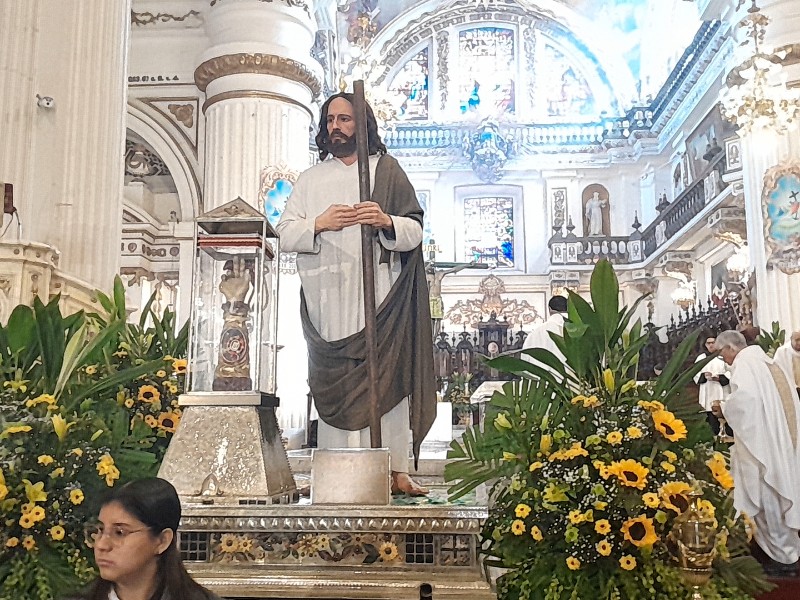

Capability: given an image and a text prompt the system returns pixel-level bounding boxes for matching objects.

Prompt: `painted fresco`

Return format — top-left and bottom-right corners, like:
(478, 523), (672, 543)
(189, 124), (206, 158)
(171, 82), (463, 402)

(762, 162), (800, 274)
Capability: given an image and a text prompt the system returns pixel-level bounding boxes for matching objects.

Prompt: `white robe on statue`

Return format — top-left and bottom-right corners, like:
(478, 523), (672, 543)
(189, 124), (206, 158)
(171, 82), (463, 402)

(723, 345), (800, 564)
(692, 353), (729, 411)
(773, 343), (800, 389)
(276, 155), (422, 473)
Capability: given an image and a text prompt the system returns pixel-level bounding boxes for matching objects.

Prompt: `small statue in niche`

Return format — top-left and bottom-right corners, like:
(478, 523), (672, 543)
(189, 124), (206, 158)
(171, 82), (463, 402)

(212, 256), (254, 391)
(656, 191), (671, 212)
(584, 190), (609, 237)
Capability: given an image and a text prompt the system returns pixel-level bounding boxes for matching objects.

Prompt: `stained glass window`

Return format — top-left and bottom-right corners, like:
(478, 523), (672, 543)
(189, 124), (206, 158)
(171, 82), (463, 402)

(463, 196), (514, 268)
(458, 27), (515, 116)
(388, 47), (429, 120)
(416, 190), (433, 245)
(537, 44), (596, 119)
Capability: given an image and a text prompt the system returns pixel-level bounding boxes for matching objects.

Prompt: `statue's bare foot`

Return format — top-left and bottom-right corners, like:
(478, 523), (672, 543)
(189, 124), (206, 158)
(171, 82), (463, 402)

(391, 472), (429, 496)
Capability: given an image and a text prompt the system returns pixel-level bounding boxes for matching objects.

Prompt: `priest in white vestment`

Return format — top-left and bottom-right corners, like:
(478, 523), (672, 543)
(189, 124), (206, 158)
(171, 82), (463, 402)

(692, 334), (730, 436)
(714, 330), (800, 574)
(773, 331), (800, 393)
(277, 93), (435, 496)
(522, 296), (567, 359)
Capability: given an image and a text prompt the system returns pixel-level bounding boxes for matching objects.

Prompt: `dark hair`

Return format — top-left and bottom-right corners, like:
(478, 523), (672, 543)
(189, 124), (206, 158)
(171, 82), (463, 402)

(82, 478), (214, 600)
(315, 92), (387, 161)
(548, 295), (568, 313)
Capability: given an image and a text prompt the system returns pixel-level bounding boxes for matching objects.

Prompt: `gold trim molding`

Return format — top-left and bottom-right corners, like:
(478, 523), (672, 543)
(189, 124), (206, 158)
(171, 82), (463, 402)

(194, 53), (321, 97)
(202, 90), (314, 118)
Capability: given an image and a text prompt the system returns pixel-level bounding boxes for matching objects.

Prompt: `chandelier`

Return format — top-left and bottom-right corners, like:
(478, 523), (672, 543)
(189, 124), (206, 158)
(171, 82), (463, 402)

(725, 244), (751, 282)
(670, 281), (696, 311)
(720, 1), (800, 134)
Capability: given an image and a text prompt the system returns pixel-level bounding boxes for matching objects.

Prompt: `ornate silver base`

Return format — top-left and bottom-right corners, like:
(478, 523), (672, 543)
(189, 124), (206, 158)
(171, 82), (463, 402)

(178, 503), (494, 599)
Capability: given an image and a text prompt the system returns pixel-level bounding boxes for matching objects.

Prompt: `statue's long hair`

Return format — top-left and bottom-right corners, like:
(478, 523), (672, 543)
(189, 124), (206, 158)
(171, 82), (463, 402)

(315, 92), (387, 161)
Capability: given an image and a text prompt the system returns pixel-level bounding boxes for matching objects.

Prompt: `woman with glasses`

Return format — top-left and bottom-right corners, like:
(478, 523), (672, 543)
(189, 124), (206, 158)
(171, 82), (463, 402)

(77, 477), (219, 600)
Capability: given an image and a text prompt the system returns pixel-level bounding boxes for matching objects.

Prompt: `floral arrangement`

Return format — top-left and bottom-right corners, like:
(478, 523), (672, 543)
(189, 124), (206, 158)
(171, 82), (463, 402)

(445, 261), (771, 600)
(0, 281), (187, 600)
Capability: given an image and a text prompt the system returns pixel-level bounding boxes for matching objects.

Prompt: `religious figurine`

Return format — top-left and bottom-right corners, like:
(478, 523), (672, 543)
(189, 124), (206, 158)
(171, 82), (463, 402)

(426, 261), (478, 340)
(212, 255), (253, 391)
(585, 191), (608, 237)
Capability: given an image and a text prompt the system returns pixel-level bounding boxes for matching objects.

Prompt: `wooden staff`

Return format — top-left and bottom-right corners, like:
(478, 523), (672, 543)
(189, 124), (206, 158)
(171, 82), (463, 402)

(353, 80), (382, 449)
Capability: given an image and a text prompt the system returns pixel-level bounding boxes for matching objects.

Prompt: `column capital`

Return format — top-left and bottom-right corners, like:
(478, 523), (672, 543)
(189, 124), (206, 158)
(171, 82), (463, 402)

(195, 52), (321, 97)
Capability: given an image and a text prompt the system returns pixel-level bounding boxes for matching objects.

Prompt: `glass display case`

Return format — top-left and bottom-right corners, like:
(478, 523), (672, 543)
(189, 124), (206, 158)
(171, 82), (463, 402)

(187, 198), (279, 401)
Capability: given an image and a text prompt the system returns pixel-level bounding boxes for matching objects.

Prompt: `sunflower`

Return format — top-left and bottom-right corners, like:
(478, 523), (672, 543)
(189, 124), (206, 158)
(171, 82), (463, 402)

(621, 515), (659, 547)
(642, 492), (660, 508)
(530, 526), (543, 541)
(620, 555), (637, 570)
(138, 385), (161, 404)
(172, 358), (188, 375)
(596, 539), (612, 556)
(594, 520), (611, 535)
(515, 503), (531, 518)
(379, 541), (399, 561)
(219, 534), (239, 553)
(659, 482), (692, 514)
(157, 411), (180, 433)
(609, 459), (649, 490)
(706, 453), (734, 490)
(652, 410), (687, 442)
(511, 519), (526, 536)
(566, 556), (581, 570)
(638, 400), (664, 412)
(22, 536), (36, 551)
(606, 431), (623, 446)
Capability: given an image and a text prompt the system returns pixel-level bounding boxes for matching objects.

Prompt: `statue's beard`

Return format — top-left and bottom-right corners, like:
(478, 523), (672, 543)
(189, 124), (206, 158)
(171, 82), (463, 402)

(324, 131), (357, 158)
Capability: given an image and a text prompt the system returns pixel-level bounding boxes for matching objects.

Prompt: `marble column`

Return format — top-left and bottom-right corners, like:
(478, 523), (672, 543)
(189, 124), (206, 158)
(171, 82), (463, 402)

(729, 0), (800, 330)
(0, 0), (130, 291)
(195, 0), (322, 210)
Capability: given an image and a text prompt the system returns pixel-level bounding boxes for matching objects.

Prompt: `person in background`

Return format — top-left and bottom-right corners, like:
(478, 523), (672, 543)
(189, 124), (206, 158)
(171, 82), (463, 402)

(773, 330), (800, 395)
(76, 478), (220, 600)
(693, 333), (731, 436)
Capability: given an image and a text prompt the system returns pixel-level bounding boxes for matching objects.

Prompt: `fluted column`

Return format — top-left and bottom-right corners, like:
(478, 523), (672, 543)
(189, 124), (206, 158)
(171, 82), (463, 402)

(196, 0), (322, 210)
(0, 0), (130, 291)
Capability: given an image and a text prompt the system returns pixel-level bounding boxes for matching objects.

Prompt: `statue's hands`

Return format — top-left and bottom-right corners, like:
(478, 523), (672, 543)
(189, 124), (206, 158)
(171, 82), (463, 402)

(219, 256), (251, 303)
(315, 204), (358, 233)
(355, 201), (393, 230)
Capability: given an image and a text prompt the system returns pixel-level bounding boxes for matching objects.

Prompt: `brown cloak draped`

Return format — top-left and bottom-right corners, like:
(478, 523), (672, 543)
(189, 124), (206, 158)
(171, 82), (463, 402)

(300, 154), (436, 468)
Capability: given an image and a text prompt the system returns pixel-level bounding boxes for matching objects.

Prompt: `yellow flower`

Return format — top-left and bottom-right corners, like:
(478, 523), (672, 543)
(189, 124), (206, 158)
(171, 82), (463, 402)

(144, 415), (158, 428)
(5, 537), (19, 548)
(662, 450), (678, 463)
(156, 370), (167, 378)
(515, 503), (531, 518)
(70, 448), (83, 457)
(596, 539), (612, 556)
(494, 412), (512, 430)
(621, 515), (659, 547)
(652, 410), (687, 442)
(543, 482), (569, 503)
(124, 398), (134, 408)
(50, 525), (65, 541)
(172, 358), (187, 375)
(25, 394), (57, 408)
(167, 383), (178, 394)
(620, 380), (637, 394)
(531, 526), (543, 541)
(0, 483), (7, 502)
(606, 431), (623, 446)
(23, 479), (47, 503)
(643, 492), (660, 508)
(593, 501), (608, 511)
(85, 364), (98, 375)
(568, 509), (585, 525)
(620, 555), (637, 570)
(19, 513), (35, 529)
(608, 459), (649, 490)
(582, 395), (601, 408)
(157, 411), (180, 433)
(660, 482), (693, 514)
(51, 467), (65, 478)
(51, 414), (75, 441)
(603, 369), (615, 392)
(706, 453), (734, 490)
(548, 442), (589, 462)
(20, 502), (34, 513)
(566, 556), (581, 570)
(626, 426), (643, 439)
(37, 455), (54, 466)
(379, 541), (399, 561)
(2, 425), (32, 435)
(661, 461), (676, 473)
(594, 520), (611, 535)
(29, 505), (46, 522)
(4, 379), (28, 393)
(502, 452), (519, 462)
(571, 394), (587, 405)
(539, 434), (552, 455)
(511, 520), (526, 536)
(69, 489), (84, 505)
(698, 499), (716, 517)
(638, 400), (664, 412)
(22, 536), (36, 551)
(529, 461), (544, 472)
(138, 385), (161, 404)
(96, 454), (120, 486)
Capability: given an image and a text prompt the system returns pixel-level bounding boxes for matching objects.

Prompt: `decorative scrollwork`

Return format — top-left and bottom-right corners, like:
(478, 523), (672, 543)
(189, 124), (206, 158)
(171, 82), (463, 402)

(131, 10), (201, 27)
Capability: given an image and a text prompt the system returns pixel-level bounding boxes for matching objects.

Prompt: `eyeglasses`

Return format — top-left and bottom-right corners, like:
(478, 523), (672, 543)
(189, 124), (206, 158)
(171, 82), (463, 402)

(84, 522), (148, 548)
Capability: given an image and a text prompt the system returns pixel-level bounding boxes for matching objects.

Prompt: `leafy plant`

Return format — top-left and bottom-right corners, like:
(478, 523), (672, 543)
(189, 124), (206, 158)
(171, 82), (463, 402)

(445, 260), (770, 600)
(0, 279), (188, 600)
(756, 321), (784, 358)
